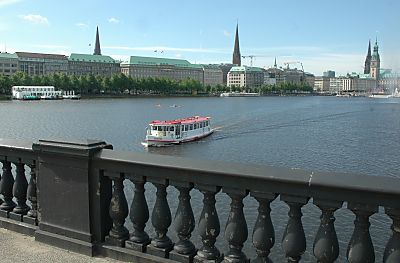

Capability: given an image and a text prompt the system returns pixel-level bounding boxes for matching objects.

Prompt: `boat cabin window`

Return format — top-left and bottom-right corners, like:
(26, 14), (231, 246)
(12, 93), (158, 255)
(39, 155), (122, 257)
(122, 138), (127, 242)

(189, 124), (193, 130)
(152, 126), (157, 130)
(200, 122), (203, 128)
(194, 123), (197, 129)
(184, 125), (188, 131)
(157, 126), (162, 131)
(205, 121), (209, 126)
(162, 126), (166, 132)
(170, 126), (174, 131)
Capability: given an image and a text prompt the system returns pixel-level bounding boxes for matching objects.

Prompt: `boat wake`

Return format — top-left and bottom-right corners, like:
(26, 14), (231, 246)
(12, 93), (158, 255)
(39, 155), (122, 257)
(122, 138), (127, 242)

(212, 110), (365, 141)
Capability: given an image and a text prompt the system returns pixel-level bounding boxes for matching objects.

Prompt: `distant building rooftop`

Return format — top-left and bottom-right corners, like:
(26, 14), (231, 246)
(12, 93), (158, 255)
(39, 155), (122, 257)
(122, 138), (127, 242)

(229, 66), (264, 73)
(16, 52), (67, 60)
(0, 52), (18, 59)
(123, 56), (202, 69)
(69, 53), (116, 63)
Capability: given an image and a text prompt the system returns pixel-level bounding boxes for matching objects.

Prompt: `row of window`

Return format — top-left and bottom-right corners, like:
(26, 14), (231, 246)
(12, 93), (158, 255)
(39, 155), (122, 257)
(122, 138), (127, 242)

(152, 121), (209, 132)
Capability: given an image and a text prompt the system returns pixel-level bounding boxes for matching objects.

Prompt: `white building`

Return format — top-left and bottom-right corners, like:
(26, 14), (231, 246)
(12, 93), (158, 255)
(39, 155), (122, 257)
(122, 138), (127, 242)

(227, 66), (264, 89)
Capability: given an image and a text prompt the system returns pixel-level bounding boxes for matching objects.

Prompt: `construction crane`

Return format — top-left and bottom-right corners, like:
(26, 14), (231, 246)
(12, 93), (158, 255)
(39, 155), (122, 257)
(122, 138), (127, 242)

(241, 55), (268, 66)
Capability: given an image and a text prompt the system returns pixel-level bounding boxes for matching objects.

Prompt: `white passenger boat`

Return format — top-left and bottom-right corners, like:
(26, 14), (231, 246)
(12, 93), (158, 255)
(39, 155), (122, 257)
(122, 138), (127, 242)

(368, 93), (393, 99)
(142, 116), (213, 147)
(220, 91), (260, 97)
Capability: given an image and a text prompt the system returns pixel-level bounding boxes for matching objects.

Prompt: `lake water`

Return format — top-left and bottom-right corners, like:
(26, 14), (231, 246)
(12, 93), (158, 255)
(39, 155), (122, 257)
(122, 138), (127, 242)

(1, 96), (399, 262)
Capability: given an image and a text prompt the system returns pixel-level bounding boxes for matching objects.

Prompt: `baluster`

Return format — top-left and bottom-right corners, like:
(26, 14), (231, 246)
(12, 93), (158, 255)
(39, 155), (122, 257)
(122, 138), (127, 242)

(0, 160), (16, 214)
(281, 195), (308, 263)
(106, 174), (129, 247)
(346, 203), (377, 263)
(223, 188), (248, 263)
(147, 179), (173, 258)
(12, 162), (30, 216)
(125, 175), (150, 252)
(383, 208), (400, 263)
(170, 182), (196, 263)
(251, 192), (277, 263)
(313, 199), (342, 263)
(25, 163), (38, 225)
(194, 185), (222, 263)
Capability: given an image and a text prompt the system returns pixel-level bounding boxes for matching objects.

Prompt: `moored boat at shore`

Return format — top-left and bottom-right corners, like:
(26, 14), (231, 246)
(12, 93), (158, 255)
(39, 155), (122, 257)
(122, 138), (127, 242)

(220, 91), (260, 97)
(368, 93), (393, 99)
(142, 116), (213, 147)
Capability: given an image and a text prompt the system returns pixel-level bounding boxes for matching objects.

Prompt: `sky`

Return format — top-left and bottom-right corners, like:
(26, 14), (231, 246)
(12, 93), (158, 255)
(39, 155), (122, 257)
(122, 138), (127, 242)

(0, 0), (399, 76)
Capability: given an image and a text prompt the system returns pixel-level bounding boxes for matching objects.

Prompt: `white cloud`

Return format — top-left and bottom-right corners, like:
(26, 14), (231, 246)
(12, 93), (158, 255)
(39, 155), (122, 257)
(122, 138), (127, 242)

(0, 0), (21, 7)
(33, 44), (70, 50)
(103, 45), (227, 54)
(108, 17), (120, 24)
(223, 30), (231, 37)
(19, 14), (49, 25)
(175, 54), (182, 58)
(75, 22), (89, 29)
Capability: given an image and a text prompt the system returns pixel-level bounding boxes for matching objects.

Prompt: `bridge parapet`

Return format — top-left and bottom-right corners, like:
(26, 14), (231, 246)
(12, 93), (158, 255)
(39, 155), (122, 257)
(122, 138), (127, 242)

(0, 138), (399, 262)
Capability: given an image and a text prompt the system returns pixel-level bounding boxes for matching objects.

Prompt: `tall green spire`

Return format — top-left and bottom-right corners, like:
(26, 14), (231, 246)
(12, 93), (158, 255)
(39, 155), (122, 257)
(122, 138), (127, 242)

(232, 23), (241, 66)
(372, 37), (380, 61)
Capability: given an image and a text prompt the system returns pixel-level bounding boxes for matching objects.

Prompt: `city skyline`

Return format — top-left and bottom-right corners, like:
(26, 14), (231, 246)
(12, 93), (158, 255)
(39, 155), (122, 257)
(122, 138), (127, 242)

(0, 0), (399, 76)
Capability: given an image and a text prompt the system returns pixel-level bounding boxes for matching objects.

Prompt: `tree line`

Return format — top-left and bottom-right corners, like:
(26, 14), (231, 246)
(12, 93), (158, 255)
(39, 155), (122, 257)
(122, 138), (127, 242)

(0, 72), (313, 96)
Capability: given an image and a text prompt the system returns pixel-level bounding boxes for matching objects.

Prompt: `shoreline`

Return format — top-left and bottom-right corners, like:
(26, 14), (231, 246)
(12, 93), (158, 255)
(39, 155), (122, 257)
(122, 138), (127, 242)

(1, 92), (328, 101)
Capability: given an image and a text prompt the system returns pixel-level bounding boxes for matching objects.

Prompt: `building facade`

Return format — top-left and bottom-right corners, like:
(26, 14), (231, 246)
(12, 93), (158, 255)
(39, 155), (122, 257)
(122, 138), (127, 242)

(0, 53), (18, 76)
(68, 53), (120, 76)
(314, 77), (330, 92)
(16, 52), (68, 76)
(379, 69), (400, 91)
(121, 56), (203, 83)
(202, 64), (223, 86)
(323, 70), (336, 78)
(227, 66), (264, 88)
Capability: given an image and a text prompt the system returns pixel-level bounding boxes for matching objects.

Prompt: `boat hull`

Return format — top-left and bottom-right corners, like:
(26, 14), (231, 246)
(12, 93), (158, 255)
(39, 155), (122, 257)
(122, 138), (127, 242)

(143, 130), (213, 147)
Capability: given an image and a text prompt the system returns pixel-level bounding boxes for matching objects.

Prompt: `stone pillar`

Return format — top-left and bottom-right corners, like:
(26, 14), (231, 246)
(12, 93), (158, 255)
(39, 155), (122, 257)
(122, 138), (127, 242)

(32, 139), (112, 256)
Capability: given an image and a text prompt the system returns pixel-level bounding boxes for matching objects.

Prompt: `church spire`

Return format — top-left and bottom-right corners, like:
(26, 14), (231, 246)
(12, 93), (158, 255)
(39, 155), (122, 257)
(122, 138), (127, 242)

(232, 23), (241, 66)
(274, 57), (277, 68)
(93, 26), (101, 55)
(364, 40), (371, 74)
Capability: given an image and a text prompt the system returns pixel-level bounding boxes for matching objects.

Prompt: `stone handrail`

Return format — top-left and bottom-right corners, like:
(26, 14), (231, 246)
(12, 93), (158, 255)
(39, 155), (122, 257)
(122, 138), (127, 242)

(0, 138), (398, 262)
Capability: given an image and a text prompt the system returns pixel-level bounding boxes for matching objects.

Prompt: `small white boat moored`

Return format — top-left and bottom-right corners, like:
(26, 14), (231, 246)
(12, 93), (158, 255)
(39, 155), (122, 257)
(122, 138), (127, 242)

(142, 116), (213, 147)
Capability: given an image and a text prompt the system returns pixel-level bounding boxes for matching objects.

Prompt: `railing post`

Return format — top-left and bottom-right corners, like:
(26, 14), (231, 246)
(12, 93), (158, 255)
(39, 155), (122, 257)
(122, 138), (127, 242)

(383, 208), (400, 263)
(32, 139), (112, 256)
(106, 174), (129, 247)
(346, 203), (377, 263)
(281, 195), (309, 263)
(147, 178), (173, 258)
(312, 199), (343, 263)
(194, 184), (222, 263)
(25, 162), (38, 225)
(222, 188), (249, 263)
(125, 175), (150, 252)
(11, 162), (30, 219)
(251, 191), (277, 263)
(170, 181), (196, 263)
(0, 160), (16, 214)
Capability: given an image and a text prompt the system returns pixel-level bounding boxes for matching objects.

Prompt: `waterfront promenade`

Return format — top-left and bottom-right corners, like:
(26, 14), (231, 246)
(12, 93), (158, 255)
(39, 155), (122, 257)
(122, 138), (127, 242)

(0, 228), (122, 263)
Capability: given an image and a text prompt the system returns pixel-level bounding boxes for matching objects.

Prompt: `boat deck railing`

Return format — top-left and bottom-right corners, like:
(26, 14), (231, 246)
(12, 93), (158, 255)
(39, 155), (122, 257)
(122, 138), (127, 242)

(0, 138), (399, 262)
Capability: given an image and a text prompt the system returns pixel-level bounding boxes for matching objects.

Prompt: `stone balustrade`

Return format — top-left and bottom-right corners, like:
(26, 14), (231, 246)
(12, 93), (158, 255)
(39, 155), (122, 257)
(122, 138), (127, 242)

(0, 138), (399, 263)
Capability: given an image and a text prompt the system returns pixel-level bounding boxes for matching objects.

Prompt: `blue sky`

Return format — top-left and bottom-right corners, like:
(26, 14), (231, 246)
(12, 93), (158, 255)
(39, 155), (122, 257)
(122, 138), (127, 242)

(0, 0), (399, 75)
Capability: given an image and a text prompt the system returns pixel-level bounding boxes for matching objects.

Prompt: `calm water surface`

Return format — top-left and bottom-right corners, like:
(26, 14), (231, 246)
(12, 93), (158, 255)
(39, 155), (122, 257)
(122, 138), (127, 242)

(1, 96), (399, 262)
